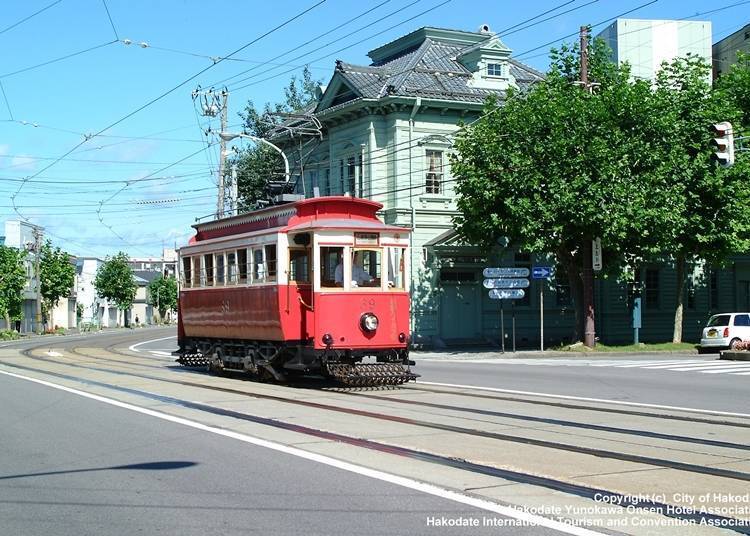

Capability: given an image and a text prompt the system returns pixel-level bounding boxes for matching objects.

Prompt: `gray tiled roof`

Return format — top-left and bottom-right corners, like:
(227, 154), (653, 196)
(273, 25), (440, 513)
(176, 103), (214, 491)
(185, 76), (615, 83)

(322, 34), (543, 108)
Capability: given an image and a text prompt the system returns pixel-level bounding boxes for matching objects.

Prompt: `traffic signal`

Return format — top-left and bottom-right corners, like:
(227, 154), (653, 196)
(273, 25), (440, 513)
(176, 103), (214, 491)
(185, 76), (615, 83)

(711, 121), (735, 167)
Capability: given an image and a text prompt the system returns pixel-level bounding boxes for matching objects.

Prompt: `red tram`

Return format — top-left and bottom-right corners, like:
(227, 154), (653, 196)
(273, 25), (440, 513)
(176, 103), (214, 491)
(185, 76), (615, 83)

(175, 196), (417, 385)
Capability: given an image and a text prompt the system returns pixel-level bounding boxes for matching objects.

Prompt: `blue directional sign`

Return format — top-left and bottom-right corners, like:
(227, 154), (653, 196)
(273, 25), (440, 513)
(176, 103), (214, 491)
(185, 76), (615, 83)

(488, 289), (525, 300)
(483, 267), (530, 278)
(532, 266), (555, 279)
(483, 278), (530, 289)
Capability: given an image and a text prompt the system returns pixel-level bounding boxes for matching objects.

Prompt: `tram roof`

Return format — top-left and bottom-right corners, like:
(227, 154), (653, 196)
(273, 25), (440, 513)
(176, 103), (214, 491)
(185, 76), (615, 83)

(190, 196), (409, 242)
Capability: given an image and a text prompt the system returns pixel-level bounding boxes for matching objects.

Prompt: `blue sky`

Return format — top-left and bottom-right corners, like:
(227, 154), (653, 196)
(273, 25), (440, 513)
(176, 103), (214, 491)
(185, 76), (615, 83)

(0, 0), (747, 259)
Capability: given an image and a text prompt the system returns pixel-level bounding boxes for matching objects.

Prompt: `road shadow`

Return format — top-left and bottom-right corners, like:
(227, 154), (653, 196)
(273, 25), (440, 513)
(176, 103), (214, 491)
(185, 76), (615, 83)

(0, 461), (197, 480)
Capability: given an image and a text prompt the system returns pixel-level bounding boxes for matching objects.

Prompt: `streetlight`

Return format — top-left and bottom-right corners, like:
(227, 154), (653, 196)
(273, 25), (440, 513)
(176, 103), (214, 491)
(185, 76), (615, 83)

(219, 131), (290, 183)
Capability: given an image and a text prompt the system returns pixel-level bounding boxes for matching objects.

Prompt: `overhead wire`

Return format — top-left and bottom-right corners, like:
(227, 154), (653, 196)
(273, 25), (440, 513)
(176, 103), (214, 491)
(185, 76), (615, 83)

(0, 0), (63, 36)
(11, 0), (328, 227)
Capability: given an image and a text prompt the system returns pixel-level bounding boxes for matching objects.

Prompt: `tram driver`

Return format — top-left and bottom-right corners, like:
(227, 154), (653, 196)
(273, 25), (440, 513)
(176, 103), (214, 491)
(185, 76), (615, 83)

(335, 251), (375, 287)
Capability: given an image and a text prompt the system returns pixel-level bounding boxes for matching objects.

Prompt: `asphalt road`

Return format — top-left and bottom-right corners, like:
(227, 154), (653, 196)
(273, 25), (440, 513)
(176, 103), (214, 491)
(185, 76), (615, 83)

(0, 336), (561, 536)
(130, 330), (750, 413)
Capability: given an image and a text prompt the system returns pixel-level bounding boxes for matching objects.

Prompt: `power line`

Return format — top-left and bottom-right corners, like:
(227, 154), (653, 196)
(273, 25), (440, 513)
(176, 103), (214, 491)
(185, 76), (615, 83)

(101, 0), (119, 41)
(0, 0), (63, 36)
(0, 40), (119, 79)
(11, 1), (327, 224)
(209, 0), (396, 89)
(0, 81), (13, 120)
(514, 0), (660, 59)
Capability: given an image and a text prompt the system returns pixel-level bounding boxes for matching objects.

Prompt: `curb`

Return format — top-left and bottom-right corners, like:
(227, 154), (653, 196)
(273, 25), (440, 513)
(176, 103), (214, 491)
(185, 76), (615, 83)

(720, 350), (750, 361)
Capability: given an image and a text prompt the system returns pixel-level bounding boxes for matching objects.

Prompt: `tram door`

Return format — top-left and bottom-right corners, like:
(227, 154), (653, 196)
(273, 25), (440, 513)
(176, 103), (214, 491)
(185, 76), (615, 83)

(440, 270), (480, 341)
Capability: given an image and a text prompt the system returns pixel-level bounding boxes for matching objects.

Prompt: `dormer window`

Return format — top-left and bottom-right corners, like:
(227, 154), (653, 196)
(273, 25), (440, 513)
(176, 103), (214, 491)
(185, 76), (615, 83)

(487, 62), (505, 77)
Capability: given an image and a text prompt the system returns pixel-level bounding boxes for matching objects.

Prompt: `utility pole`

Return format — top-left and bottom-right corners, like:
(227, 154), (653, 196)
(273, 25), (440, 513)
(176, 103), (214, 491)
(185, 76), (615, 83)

(32, 226), (43, 335)
(193, 87), (229, 219)
(579, 25), (596, 348)
(216, 89), (229, 219)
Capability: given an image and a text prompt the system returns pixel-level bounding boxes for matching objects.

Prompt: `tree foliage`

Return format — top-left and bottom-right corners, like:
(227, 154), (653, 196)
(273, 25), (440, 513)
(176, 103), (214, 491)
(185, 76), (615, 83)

(451, 38), (671, 341)
(146, 275), (177, 318)
(650, 56), (750, 341)
(94, 252), (137, 313)
(234, 66), (323, 209)
(0, 246), (27, 327)
(39, 240), (75, 314)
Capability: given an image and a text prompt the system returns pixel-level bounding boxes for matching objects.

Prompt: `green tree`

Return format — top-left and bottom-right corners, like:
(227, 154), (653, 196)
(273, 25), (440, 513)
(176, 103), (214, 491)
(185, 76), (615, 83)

(0, 246), (27, 328)
(39, 241), (75, 322)
(147, 275), (177, 321)
(234, 66), (323, 209)
(716, 51), (750, 131)
(651, 56), (750, 342)
(94, 252), (137, 326)
(451, 37), (672, 344)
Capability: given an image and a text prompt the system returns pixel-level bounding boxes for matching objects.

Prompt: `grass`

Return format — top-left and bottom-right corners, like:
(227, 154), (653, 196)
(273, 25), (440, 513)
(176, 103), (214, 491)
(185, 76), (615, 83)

(554, 341), (697, 353)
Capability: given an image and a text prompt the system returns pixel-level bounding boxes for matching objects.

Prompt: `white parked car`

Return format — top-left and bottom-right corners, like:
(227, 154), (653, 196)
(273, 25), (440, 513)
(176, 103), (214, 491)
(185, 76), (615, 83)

(700, 313), (750, 351)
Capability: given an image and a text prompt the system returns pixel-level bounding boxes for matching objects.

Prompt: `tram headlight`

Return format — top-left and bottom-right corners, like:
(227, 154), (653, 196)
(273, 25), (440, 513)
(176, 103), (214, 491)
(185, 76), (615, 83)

(322, 333), (333, 346)
(360, 313), (379, 332)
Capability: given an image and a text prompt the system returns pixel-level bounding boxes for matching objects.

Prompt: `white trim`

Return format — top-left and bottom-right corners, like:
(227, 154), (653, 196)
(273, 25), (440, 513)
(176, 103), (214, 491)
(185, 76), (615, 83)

(0, 369), (605, 536)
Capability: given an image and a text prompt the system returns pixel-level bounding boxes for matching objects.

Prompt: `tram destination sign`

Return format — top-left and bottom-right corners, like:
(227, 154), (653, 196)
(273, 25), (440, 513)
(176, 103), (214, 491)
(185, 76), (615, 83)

(483, 267), (530, 278)
(483, 278), (530, 289)
(488, 289), (525, 300)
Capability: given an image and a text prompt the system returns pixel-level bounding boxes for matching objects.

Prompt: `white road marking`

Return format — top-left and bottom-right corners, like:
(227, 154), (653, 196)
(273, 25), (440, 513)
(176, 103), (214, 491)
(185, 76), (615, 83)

(45, 351), (62, 357)
(418, 381), (750, 419)
(667, 363), (750, 371)
(0, 368), (604, 536)
(128, 335), (177, 353)
(149, 351), (173, 357)
(700, 366), (750, 374)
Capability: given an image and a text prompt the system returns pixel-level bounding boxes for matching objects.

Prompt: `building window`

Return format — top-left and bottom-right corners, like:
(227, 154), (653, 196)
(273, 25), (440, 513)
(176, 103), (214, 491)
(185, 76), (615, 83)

(347, 156), (356, 195)
(439, 270), (475, 282)
(645, 268), (659, 309)
(487, 63), (504, 77)
(686, 277), (696, 310)
(555, 266), (571, 307)
(425, 150), (443, 194)
(324, 168), (331, 196)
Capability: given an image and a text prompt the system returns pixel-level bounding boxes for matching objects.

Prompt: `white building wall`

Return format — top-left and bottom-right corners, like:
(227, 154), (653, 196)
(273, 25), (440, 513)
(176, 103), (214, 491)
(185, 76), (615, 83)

(596, 19), (712, 82)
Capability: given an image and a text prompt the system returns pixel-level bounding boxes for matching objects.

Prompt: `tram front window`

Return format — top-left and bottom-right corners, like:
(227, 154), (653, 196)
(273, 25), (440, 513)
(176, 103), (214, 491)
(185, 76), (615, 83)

(320, 247), (343, 288)
(351, 249), (381, 288)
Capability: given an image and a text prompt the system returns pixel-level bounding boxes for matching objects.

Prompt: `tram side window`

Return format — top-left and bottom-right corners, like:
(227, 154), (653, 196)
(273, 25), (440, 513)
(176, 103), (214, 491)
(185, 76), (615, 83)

(253, 248), (265, 282)
(289, 249), (310, 283)
(237, 248), (248, 284)
(265, 244), (277, 281)
(192, 257), (201, 287)
(215, 253), (225, 285)
(321, 247), (343, 288)
(387, 247), (406, 289)
(182, 257), (191, 288)
(353, 248), (381, 288)
(227, 251), (237, 284)
(204, 254), (214, 286)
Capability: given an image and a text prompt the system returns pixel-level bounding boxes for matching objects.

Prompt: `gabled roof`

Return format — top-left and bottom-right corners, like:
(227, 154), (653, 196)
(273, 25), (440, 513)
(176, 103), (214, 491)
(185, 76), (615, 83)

(315, 26), (544, 113)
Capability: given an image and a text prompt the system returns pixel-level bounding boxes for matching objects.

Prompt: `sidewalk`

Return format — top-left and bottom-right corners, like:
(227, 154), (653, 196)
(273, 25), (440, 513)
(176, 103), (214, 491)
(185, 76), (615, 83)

(411, 346), (703, 361)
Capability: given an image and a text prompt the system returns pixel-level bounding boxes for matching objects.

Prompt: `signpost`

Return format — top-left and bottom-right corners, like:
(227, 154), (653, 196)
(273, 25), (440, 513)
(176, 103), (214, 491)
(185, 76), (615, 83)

(592, 238), (602, 272)
(484, 268), (529, 352)
(532, 265), (555, 351)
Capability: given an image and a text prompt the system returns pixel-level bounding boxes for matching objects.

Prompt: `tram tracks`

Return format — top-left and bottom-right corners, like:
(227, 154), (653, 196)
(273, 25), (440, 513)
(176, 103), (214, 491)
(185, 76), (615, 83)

(4, 339), (750, 532)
